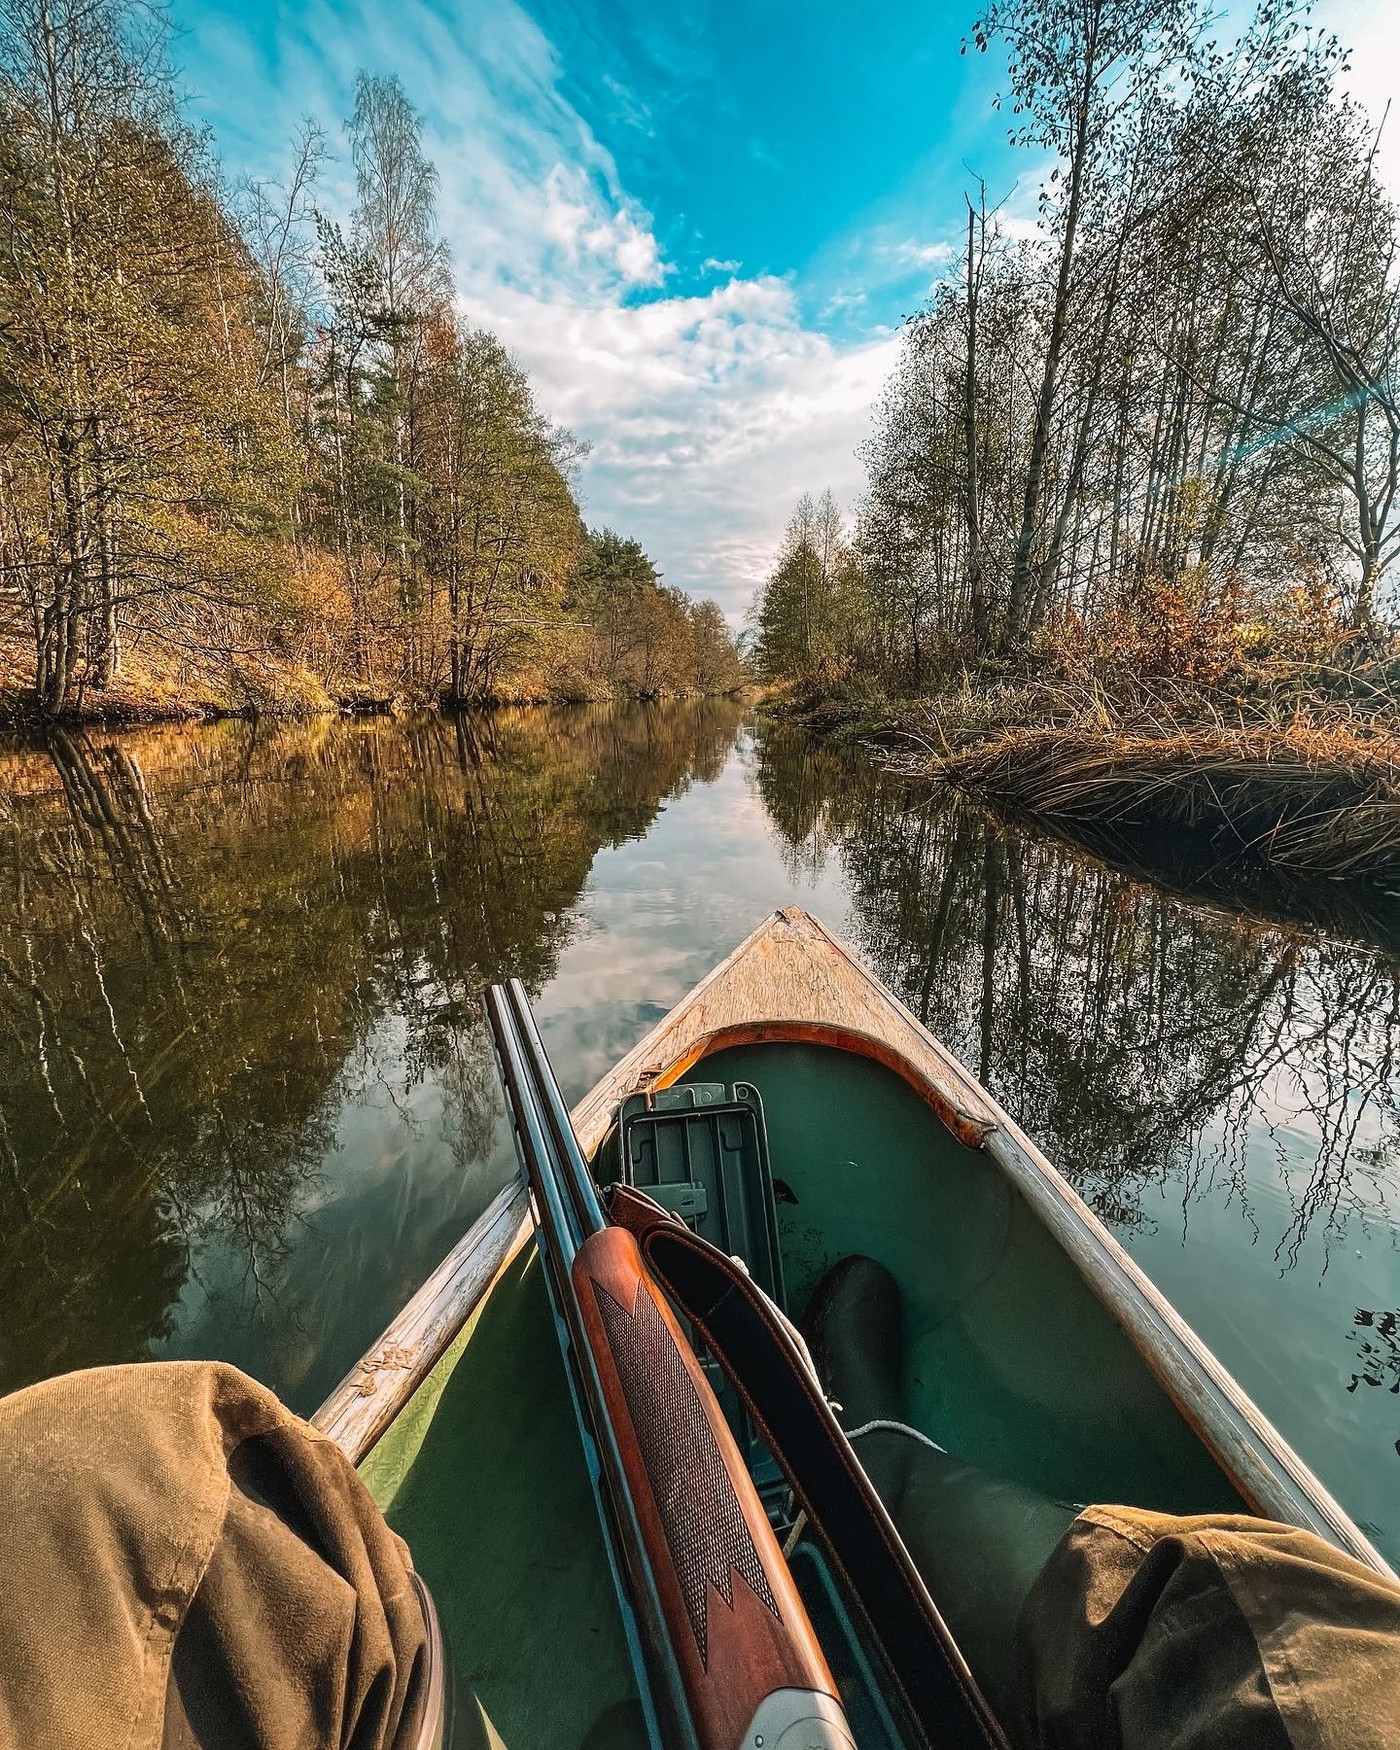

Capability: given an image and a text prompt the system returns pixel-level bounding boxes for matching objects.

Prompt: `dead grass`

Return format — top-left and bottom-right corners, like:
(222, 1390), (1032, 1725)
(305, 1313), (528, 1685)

(921, 722), (1400, 884)
(775, 622), (1400, 891)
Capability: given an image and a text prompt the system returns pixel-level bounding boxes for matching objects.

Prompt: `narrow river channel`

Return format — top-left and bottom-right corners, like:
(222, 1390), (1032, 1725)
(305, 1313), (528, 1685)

(2, 701), (1396, 1562)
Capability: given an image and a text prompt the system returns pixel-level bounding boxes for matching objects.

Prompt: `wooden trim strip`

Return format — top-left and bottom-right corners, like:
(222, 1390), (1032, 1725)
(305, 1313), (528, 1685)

(637, 1019), (995, 1149)
(313, 1179), (533, 1465)
(979, 1115), (1393, 1571)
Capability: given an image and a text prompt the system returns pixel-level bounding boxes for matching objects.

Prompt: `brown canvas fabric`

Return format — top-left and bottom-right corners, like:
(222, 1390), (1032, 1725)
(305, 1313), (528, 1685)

(0, 1361), (429, 1750)
(4, 1358), (1399, 1750)
(1016, 1505), (1400, 1750)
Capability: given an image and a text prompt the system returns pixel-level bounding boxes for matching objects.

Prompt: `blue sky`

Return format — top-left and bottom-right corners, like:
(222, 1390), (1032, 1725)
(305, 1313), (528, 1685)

(177, 0), (1395, 620)
(525, 0), (1012, 333)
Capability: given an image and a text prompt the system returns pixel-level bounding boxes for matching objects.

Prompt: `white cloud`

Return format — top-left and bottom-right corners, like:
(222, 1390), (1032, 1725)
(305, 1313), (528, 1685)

(184, 0), (896, 621)
(822, 288), (869, 318)
(1319, 0), (1400, 195)
(539, 165), (665, 289)
(886, 238), (957, 270)
(463, 275), (898, 619)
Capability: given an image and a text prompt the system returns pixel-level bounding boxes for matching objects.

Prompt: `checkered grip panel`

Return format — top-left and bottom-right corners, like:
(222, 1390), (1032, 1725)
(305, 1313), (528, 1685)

(591, 1275), (779, 1664)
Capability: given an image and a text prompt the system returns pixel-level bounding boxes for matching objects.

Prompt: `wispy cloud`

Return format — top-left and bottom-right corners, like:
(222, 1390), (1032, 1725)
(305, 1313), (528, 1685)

(886, 238), (957, 270)
(1320, 0), (1400, 196)
(466, 275), (898, 619)
(183, 0), (896, 619)
(599, 71), (654, 136)
(538, 165), (666, 289)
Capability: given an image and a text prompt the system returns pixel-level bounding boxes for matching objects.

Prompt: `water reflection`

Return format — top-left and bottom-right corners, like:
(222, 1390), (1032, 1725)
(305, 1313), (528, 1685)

(1350, 1309), (1400, 1399)
(958, 790), (1400, 962)
(750, 726), (1400, 1254)
(749, 722), (1400, 1554)
(0, 702), (744, 1406)
(2, 705), (1396, 1557)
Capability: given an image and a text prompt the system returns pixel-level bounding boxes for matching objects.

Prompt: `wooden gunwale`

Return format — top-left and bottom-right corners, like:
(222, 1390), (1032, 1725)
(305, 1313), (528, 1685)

(316, 905), (1392, 1581)
(312, 1178), (533, 1463)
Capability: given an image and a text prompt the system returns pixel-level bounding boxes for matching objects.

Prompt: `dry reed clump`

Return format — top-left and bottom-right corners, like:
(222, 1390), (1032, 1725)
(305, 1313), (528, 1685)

(927, 723), (1400, 885)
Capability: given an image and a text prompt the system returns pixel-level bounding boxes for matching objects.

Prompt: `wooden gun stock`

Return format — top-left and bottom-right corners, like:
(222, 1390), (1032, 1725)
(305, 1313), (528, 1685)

(574, 1225), (851, 1750)
(609, 1186), (1008, 1750)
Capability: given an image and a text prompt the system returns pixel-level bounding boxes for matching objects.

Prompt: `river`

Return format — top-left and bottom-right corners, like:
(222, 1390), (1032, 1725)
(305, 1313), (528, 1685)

(1, 701), (1396, 1562)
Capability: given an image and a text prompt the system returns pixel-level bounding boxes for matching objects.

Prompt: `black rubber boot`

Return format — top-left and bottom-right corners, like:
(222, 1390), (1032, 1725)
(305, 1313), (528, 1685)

(804, 1254), (1075, 1743)
(803, 1254), (907, 1432)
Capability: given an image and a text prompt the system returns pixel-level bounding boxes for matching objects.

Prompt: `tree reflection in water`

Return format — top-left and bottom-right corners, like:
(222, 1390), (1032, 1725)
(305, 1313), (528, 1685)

(0, 702), (744, 1404)
(1349, 1309), (1400, 1399)
(3, 705), (1395, 1546)
(751, 722), (1400, 1551)
(749, 725), (1399, 1259)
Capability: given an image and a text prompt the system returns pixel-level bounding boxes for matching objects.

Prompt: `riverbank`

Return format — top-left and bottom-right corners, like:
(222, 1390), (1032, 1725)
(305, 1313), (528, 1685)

(929, 723), (1400, 887)
(764, 652), (1400, 893)
(0, 635), (755, 728)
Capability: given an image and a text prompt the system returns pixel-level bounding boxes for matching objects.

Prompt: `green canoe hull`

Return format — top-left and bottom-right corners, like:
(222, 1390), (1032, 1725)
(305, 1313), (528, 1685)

(333, 907), (1384, 1747)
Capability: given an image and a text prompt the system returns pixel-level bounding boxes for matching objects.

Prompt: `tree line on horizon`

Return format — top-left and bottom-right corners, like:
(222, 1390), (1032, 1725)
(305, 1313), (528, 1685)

(752, 0), (1400, 699)
(0, 0), (743, 716)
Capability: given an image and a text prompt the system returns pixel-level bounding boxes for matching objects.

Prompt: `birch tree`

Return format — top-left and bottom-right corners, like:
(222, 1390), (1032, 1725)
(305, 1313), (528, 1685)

(972, 0), (1204, 648)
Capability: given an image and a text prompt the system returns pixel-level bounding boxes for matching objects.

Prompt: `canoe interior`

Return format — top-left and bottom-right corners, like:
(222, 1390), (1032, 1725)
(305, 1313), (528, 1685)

(360, 1246), (642, 1750)
(359, 1034), (1245, 1747)
(679, 1040), (1244, 1516)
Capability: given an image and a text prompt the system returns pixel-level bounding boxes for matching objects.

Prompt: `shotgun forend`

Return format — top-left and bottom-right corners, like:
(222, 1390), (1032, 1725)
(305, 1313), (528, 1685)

(575, 1224), (850, 1750)
(486, 980), (853, 1750)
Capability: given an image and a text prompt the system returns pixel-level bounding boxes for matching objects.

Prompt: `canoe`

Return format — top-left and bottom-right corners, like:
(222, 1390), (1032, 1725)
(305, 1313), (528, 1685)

(313, 906), (1391, 1749)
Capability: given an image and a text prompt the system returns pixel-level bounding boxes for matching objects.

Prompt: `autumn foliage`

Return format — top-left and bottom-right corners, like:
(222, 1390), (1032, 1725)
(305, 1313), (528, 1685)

(0, 5), (740, 718)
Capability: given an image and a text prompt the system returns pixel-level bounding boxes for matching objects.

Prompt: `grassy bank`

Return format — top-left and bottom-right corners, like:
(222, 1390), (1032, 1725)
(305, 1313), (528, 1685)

(765, 650), (1400, 894)
(0, 635), (755, 729)
(929, 724), (1400, 886)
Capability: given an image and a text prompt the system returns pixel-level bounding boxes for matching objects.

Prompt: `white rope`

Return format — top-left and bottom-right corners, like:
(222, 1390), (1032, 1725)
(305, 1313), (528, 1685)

(780, 1425), (945, 1558)
(728, 1254), (824, 1389)
(845, 1418), (947, 1455)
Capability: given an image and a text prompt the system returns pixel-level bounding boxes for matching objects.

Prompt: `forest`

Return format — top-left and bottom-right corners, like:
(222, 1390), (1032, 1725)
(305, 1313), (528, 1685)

(0, 1), (744, 719)
(751, 0), (1399, 882)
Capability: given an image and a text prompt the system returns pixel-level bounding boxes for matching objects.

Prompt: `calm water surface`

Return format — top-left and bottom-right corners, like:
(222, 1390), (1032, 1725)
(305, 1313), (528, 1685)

(1, 704), (1396, 1560)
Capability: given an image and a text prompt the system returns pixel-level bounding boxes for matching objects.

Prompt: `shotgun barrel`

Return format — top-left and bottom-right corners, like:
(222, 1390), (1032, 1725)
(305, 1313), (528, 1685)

(486, 982), (853, 1750)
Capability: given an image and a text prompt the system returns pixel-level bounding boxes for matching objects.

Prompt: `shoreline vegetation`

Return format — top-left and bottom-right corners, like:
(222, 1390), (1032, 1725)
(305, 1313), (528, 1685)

(932, 723), (1400, 889)
(751, 0), (1400, 900)
(765, 647), (1400, 895)
(0, 617), (753, 728)
(0, 11), (744, 727)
